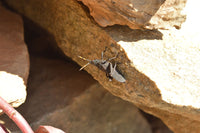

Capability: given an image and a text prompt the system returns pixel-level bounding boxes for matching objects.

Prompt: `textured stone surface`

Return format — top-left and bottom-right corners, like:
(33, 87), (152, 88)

(3, 0), (200, 132)
(77, 0), (186, 29)
(147, 0), (187, 29)
(31, 84), (152, 133)
(106, 26), (200, 133)
(0, 6), (29, 108)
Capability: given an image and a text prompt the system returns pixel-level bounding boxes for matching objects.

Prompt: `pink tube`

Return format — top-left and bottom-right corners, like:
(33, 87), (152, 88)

(0, 96), (34, 133)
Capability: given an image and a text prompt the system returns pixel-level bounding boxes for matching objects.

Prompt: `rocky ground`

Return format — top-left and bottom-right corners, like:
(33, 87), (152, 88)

(0, 8), (172, 132)
(0, 0), (199, 133)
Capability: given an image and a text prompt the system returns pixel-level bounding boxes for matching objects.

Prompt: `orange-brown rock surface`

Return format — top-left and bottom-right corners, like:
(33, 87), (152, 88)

(0, 6), (29, 108)
(77, 0), (186, 29)
(3, 0), (200, 132)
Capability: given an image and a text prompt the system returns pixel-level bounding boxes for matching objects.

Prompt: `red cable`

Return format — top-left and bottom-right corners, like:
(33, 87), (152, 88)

(0, 96), (34, 133)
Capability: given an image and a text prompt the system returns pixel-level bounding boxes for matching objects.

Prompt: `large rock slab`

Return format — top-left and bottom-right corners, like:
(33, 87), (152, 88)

(31, 84), (152, 133)
(77, 0), (186, 29)
(105, 26), (200, 133)
(3, 0), (200, 132)
(0, 6), (29, 108)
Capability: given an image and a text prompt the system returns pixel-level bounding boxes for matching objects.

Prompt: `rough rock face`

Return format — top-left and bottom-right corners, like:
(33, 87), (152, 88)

(105, 26), (200, 133)
(146, 0), (187, 29)
(0, 56), (152, 133)
(31, 84), (152, 133)
(3, 0), (200, 132)
(77, 0), (186, 29)
(0, 6), (29, 108)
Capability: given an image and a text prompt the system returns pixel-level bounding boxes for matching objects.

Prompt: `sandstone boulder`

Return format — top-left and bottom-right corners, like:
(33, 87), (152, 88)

(3, 0), (200, 132)
(0, 6), (29, 108)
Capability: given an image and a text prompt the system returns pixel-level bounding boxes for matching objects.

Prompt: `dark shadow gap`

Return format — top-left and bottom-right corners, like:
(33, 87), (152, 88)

(140, 110), (173, 133)
(104, 25), (163, 42)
